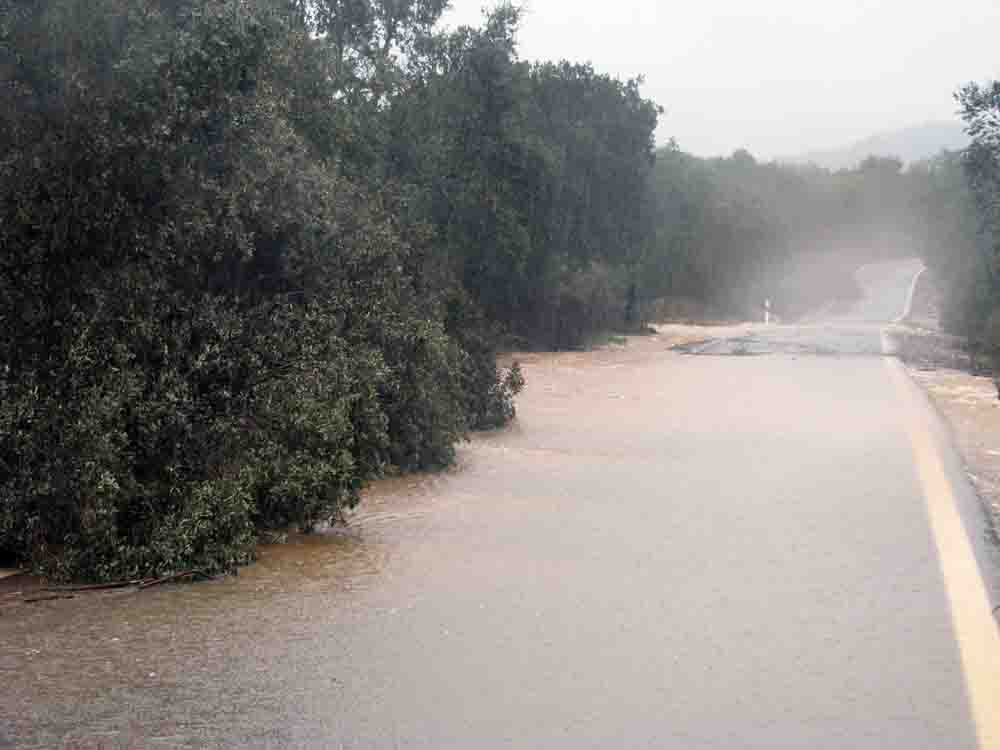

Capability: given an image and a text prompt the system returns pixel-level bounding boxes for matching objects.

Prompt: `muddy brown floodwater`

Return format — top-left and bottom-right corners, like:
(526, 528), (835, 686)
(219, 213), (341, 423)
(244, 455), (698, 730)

(2, 334), (722, 749)
(0, 260), (992, 748)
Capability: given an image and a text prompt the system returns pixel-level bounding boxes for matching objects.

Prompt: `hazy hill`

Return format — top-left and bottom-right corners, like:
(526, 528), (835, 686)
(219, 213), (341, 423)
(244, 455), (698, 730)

(782, 121), (969, 170)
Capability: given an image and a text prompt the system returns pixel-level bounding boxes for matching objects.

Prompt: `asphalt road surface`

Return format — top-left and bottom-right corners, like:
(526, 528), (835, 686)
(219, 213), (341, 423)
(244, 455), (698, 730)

(3, 258), (999, 749)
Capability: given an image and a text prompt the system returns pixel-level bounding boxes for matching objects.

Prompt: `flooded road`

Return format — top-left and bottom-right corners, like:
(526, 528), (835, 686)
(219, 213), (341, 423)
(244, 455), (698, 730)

(2, 259), (998, 748)
(678, 259), (925, 357)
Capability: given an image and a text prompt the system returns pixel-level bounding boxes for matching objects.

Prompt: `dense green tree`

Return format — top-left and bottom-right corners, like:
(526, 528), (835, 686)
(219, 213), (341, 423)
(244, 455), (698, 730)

(385, 7), (661, 348)
(952, 81), (1000, 361)
(0, 0), (520, 580)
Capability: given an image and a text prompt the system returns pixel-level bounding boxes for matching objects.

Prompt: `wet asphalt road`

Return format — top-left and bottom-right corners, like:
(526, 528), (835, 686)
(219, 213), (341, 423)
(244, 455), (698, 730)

(3, 258), (999, 749)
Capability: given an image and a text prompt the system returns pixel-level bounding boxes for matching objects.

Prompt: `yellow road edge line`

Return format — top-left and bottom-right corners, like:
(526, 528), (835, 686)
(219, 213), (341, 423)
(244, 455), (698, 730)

(885, 356), (1000, 749)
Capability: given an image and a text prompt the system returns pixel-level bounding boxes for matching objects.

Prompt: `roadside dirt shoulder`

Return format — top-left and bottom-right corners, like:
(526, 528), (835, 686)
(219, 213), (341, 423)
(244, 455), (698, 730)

(905, 366), (1000, 541)
(890, 268), (1000, 541)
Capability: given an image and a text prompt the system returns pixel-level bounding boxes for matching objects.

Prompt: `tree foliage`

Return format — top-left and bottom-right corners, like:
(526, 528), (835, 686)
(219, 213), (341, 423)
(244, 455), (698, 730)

(385, 8), (661, 348)
(949, 81), (1000, 358)
(0, 0), (525, 580)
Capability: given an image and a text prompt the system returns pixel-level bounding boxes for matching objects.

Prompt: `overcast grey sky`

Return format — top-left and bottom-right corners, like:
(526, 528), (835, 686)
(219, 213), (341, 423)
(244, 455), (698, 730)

(441, 0), (1000, 159)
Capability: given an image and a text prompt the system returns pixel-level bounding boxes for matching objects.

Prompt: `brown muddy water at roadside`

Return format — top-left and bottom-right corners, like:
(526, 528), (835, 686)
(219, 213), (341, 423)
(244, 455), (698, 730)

(0, 320), (982, 749)
(1, 330), (699, 748)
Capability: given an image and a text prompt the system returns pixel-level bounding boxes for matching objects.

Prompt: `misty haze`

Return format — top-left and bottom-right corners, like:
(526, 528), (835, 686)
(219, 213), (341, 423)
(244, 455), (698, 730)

(2, 1), (1000, 748)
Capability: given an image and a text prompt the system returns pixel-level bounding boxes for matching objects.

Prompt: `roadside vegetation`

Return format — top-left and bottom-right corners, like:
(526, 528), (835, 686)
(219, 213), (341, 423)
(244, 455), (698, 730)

(932, 83), (1000, 355)
(0, 0), (995, 581)
(895, 82), (1000, 385)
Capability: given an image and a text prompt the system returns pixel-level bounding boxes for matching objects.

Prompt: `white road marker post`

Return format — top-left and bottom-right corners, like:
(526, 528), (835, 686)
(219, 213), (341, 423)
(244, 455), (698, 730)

(764, 298), (771, 326)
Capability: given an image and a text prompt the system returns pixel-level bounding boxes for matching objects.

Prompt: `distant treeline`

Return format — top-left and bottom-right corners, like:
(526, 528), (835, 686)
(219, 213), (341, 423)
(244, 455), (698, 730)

(646, 149), (922, 320)
(0, 0), (993, 580)
(647, 131), (999, 333)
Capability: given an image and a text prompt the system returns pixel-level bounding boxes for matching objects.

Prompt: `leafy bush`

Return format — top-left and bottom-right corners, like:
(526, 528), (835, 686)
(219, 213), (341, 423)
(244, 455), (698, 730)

(0, 0), (522, 581)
